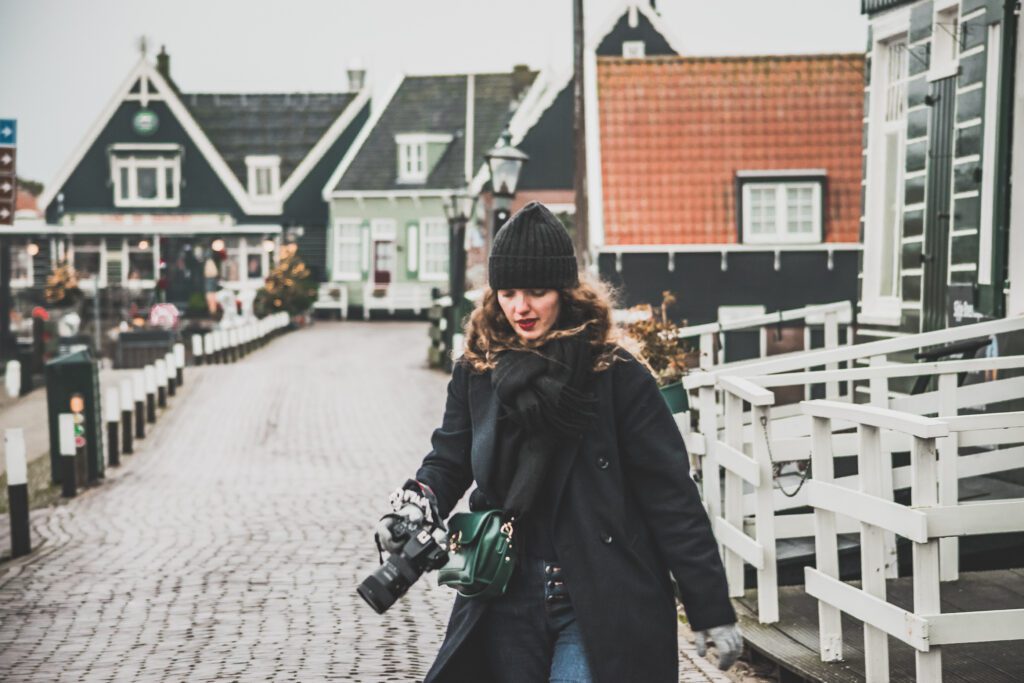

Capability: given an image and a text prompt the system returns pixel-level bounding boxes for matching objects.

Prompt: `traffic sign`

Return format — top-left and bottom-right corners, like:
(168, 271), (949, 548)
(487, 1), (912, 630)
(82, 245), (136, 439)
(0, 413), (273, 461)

(0, 147), (14, 176)
(0, 119), (15, 146)
(0, 142), (13, 225)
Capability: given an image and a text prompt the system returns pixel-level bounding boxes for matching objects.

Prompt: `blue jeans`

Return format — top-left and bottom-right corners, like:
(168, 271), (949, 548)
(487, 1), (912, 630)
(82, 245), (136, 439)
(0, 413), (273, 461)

(476, 557), (593, 683)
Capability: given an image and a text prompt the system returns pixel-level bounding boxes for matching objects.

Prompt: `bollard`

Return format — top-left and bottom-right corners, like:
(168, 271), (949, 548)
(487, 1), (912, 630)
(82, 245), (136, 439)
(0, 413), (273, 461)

(212, 331), (223, 364)
(203, 333), (215, 366)
(174, 343), (185, 386)
(105, 387), (120, 467)
(154, 359), (168, 408)
(144, 365), (157, 423)
(228, 329), (238, 362)
(193, 334), (205, 367)
(120, 378), (134, 455)
(164, 352), (177, 396)
(133, 371), (146, 439)
(5, 428), (31, 557)
(240, 326), (249, 357)
(5, 360), (21, 398)
(59, 413), (77, 498)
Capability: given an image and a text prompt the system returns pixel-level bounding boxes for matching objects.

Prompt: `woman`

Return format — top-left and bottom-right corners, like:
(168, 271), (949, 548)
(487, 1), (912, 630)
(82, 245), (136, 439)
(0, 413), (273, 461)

(380, 202), (739, 682)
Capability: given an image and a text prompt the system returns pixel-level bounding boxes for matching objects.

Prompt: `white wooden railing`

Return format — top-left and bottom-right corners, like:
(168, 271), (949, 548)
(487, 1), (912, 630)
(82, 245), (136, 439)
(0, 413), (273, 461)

(802, 400), (1024, 682)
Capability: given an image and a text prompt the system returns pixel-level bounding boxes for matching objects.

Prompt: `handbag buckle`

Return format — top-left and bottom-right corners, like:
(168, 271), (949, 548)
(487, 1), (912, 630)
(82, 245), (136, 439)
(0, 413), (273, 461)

(449, 530), (463, 553)
(500, 521), (514, 539)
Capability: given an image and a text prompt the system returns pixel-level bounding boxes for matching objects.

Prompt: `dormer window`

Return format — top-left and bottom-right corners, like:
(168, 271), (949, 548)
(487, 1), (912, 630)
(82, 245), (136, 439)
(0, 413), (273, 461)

(395, 133), (453, 183)
(109, 143), (181, 208)
(622, 41), (646, 58)
(246, 155), (281, 198)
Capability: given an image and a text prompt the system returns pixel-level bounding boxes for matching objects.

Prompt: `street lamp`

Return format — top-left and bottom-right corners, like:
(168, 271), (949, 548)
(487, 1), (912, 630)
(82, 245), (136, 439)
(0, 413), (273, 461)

(484, 128), (528, 254)
(442, 188), (479, 370)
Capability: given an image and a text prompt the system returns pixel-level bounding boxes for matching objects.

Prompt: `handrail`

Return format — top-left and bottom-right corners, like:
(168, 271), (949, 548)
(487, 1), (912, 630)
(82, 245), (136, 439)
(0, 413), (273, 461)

(674, 301), (852, 340)
(697, 315), (1024, 378)
(748, 355), (1024, 387)
(800, 400), (949, 438)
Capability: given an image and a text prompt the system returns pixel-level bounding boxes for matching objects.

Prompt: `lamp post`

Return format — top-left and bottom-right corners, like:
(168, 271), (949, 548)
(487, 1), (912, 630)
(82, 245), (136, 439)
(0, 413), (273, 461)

(483, 129), (528, 257)
(442, 188), (479, 371)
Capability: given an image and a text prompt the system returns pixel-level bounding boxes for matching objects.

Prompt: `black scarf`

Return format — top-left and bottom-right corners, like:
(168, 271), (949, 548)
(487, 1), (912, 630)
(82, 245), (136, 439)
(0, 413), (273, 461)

(491, 334), (598, 518)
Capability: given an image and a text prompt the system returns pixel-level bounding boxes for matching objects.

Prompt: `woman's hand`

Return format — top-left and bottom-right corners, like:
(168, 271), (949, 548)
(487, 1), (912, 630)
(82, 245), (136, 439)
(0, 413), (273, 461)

(387, 479), (443, 529)
(694, 623), (742, 671)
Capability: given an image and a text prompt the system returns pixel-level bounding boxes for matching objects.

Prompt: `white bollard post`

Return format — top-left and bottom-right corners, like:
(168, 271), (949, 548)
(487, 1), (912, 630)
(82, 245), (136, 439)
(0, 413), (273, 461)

(164, 352), (177, 396)
(154, 359), (168, 408)
(133, 371), (146, 437)
(120, 378), (134, 454)
(59, 413), (77, 497)
(5, 428), (31, 556)
(105, 387), (120, 467)
(5, 360), (21, 398)
(144, 365), (157, 423)
(173, 343), (186, 386)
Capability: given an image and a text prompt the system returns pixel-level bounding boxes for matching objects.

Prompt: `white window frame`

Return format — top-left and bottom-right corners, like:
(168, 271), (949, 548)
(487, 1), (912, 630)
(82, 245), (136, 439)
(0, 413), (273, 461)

(394, 133), (452, 183)
(978, 22), (1001, 286)
(419, 217), (449, 281)
(622, 40), (646, 58)
(862, 16), (911, 326)
(333, 218), (364, 281)
(110, 146), (181, 208)
(122, 236), (158, 288)
(10, 239), (34, 288)
(246, 155), (281, 199)
(740, 181), (823, 244)
(219, 237), (270, 285)
(69, 237), (107, 288)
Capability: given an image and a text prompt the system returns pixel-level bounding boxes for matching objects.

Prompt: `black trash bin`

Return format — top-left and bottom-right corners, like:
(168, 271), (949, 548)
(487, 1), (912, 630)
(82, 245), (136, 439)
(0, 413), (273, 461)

(45, 350), (104, 485)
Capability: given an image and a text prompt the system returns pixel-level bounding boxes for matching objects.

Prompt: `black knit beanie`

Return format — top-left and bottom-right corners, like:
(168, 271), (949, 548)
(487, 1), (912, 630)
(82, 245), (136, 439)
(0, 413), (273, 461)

(488, 201), (579, 290)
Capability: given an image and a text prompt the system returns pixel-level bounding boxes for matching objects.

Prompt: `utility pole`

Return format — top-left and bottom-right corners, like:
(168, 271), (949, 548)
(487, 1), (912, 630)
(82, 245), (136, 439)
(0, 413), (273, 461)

(572, 0), (589, 269)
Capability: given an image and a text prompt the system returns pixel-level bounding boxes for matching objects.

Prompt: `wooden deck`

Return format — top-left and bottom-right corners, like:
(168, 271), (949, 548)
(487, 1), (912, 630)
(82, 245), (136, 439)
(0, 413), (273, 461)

(735, 569), (1024, 682)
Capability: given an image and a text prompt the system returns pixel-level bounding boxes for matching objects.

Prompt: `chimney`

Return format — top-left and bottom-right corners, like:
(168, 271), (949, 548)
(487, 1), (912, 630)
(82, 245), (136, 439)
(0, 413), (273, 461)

(156, 45), (170, 80)
(347, 60), (366, 92)
(511, 64), (532, 104)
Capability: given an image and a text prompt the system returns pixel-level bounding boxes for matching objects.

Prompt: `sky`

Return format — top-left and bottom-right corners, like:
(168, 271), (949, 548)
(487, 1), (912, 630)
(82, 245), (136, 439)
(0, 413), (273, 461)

(0, 0), (867, 184)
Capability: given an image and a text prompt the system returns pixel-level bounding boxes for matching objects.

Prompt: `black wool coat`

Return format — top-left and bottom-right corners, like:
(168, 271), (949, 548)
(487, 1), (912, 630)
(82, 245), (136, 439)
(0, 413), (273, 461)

(415, 351), (735, 683)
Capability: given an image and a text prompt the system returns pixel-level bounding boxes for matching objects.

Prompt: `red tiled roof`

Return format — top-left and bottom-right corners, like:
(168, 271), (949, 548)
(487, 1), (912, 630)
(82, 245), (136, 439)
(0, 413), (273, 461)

(598, 54), (865, 245)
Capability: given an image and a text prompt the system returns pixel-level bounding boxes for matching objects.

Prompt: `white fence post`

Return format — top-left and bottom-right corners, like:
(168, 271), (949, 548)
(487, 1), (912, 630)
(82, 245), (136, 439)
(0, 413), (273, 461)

(810, 414), (843, 661)
(937, 372), (959, 582)
(751, 403), (778, 623)
(869, 355), (899, 579)
(722, 392), (745, 597)
(858, 423), (890, 681)
(699, 332), (715, 371)
(823, 310), (839, 399)
(911, 434), (943, 680)
(698, 385), (722, 534)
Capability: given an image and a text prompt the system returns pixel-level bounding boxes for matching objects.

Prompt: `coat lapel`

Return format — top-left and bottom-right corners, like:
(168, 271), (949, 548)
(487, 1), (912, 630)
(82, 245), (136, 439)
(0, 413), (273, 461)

(467, 372), (500, 496)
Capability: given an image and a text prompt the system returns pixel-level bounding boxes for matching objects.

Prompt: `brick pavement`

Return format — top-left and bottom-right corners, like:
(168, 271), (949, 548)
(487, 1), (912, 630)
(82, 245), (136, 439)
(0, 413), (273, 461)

(0, 322), (730, 682)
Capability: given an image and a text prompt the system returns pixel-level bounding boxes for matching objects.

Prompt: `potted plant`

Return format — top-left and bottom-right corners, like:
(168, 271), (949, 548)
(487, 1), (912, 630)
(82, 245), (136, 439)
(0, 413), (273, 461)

(44, 260), (83, 309)
(253, 243), (316, 324)
(623, 291), (694, 413)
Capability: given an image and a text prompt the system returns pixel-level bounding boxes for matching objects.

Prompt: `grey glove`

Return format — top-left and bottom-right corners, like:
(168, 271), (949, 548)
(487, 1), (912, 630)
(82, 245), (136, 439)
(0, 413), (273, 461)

(695, 623), (742, 671)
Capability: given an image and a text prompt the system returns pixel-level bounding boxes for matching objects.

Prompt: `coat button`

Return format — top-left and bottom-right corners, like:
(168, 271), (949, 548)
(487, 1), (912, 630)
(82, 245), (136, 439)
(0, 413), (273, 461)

(597, 457), (609, 470)
(601, 533), (613, 544)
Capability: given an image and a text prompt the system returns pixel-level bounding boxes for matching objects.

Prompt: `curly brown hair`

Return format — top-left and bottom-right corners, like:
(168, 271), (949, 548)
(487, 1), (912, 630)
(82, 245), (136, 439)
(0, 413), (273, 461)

(461, 273), (624, 373)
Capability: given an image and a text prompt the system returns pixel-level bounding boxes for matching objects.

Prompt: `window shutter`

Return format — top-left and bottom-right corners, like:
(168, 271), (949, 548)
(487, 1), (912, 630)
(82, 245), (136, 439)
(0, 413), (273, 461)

(360, 223), (370, 276)
(407, 223), (419, 276)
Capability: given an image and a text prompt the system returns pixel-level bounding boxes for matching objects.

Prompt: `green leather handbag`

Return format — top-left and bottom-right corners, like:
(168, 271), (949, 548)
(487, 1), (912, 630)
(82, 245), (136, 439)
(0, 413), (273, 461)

(437, 510), (516, 599)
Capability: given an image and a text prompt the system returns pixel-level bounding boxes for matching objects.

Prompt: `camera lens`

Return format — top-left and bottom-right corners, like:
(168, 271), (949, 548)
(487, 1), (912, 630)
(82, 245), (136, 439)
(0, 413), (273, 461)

(357, 574), (398, 614)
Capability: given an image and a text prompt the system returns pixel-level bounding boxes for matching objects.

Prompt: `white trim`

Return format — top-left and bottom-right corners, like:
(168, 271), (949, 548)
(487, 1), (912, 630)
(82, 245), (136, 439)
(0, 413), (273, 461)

(278, 87), (370, 201)
(961, 7), (986, 22)
(958, 44), (986, 60)
(108, 142), (181, 152)
(952, 190), (980, 200)
(330, 189), (456, 200)
(245, 154), (281, 199)
(396, 137), (429, 183)
(407, 223), (418, 274)
(4, 223), (282, 236)
(322, 78), (403, 201)
(978, 22), (1001, 286)
(110, 151), (181, 208)
(928, 3), (960, 82)
(741, 181), (823, 244)
(1010, 11), (1024, 315)
(599, 243), (861, 254)
(954, 154), (981, 165)
(956, 116), (983, 127)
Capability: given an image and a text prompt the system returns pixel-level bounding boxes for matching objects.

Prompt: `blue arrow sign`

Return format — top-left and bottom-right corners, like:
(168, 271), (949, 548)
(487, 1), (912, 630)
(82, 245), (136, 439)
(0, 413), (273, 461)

(0, 119), (16, 146)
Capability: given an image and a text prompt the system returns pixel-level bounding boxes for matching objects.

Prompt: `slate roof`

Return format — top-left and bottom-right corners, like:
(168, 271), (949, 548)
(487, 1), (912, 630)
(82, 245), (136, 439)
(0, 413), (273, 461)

(598, 54), (865, 245)
(332, 70), (536, 192)
(184, 92), (357, 185)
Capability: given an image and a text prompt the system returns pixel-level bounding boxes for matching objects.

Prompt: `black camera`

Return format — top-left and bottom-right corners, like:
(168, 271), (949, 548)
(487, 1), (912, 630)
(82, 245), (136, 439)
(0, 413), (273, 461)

(357, 509), (449, 614)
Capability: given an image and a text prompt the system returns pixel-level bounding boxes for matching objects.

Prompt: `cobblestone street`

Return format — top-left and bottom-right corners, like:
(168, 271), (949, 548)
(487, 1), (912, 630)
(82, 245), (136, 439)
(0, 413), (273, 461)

(0, 322), (730, 682)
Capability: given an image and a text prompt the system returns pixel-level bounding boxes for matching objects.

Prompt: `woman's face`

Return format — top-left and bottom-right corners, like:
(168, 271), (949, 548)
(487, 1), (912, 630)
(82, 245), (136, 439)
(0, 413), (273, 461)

(497, 288), (561, 342)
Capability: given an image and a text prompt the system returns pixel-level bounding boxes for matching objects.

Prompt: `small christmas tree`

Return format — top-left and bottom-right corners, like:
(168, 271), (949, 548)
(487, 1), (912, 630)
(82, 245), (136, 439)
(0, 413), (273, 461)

(44, 260), (84, 307)
(254, 243), (316, 317)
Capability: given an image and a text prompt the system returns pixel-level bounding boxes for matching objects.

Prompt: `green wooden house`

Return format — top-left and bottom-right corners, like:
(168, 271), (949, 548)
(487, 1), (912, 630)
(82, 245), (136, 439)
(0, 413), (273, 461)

(320, 68), (539, 318)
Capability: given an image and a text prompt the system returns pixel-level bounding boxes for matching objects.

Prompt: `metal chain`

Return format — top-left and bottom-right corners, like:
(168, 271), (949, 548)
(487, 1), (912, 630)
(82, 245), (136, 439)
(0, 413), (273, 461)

(760, 415), (811, 498)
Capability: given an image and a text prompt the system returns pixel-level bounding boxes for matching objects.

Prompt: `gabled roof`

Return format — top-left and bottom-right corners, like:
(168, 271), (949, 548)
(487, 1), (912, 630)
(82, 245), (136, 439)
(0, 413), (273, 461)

(184, 92), (357, 186)
(597, 54), (865, 246)
(326, 69), (537, 195)
(40, 54), (368, 216)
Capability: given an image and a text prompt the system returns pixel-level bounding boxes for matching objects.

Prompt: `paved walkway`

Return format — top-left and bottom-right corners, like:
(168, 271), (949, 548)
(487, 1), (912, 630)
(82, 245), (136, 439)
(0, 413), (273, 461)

(0, 322), (730, 682)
